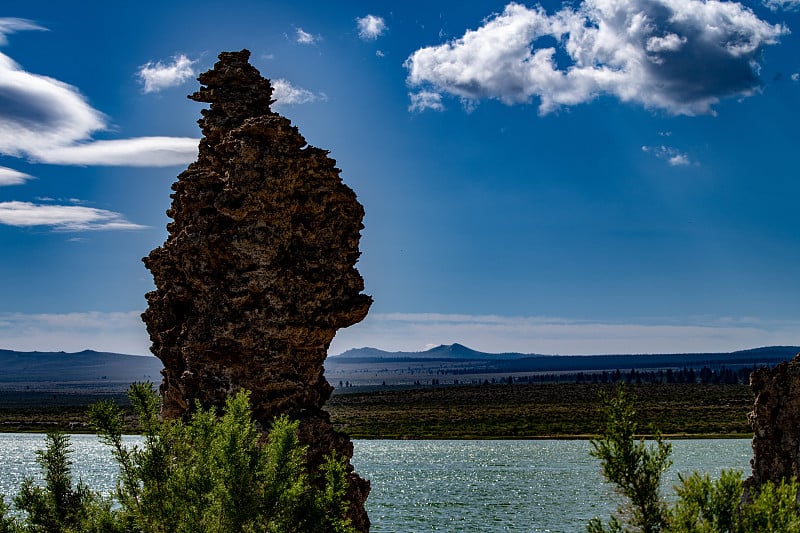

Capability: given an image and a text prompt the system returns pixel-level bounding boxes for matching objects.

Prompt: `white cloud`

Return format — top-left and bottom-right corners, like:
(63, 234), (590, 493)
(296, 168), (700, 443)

(763, 0), (800, 11)
(0, 24), (197, 167)
(646, 33), (686, 53)
(642, 145), (692, 166)
(0, 311), (151, 355)
(405, 1), (787, 116)
(409, 90), (445, 112)
(271, 78), (326, 106)
(0, 17), (46, 45)
(329, 312), (800, 355)
(137, 54), (196, 94)
(668, 154), (690, 166)
(356, 14), (387, 40)
(0, 166), (34, 186)
(3, 310), (795, 358)
(295, 28), (318, 44)
(0, 201), (145, 231)
(0, 51), (106, 157)
(36, 137), (198, 166)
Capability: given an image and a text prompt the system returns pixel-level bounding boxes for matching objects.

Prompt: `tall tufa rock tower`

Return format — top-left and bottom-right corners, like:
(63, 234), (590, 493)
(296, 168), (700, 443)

(142, 50), (373, 531)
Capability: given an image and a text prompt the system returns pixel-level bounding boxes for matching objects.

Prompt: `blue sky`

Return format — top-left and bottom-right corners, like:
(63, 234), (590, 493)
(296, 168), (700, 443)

(0, 0), (798, 356)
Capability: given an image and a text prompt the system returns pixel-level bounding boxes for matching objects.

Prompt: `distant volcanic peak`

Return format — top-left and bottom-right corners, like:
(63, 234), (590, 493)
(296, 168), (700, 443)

(444, 343), (472, 353)
(189, 49), (275, 135)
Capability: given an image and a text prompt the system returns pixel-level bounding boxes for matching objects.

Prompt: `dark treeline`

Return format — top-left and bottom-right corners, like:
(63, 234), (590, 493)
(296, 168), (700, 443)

(570, 365), (756, 385)
(385, 365), (764, 387)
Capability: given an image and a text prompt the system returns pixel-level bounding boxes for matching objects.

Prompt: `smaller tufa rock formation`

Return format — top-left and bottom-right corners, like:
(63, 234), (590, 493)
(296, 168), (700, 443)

(142, 50), (372, 531)
(745, 352), (800, 496)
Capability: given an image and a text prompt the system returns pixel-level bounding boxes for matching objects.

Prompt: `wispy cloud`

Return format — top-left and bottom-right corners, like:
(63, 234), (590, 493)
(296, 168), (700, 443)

(0, 201), (145, 231)
(36, 137), (198, 166)
(642, 145), (692, 166)
(137, 54), (196, 94)
(0, 166), (34, 186)
(763, 0), (800, 11)
(295, 27), (318, 45)
(329, 313), (800, 355)
(271, 78), (326, 106)
(0, 17), (46, 45)
(0, 21), (197, 167)
(405, 1), (787, 116)
(409, 90), (444, 112)
(356, 14), (387, 40)
(0, 311), (150, 355)
(2, 310), (792, 358)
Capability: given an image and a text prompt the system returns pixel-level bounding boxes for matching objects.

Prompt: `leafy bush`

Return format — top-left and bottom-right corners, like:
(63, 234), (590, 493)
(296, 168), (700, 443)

(0, 383), (355, 533)
(589, 385), (800, 532)
(588, 386), (672, 533)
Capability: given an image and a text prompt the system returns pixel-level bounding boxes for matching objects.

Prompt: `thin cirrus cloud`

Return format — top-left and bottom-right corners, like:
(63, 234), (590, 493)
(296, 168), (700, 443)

(0, 166), (34, 186)
(0, 19), (198, 167)
(137, 54), (197, 94)
(0, 201), (146, 231)
(0, 17), (45, 44)
(763, 0), (800, 10)
(271, 78), (326, 106)
(405, 0), (787, 116)
(356, 14), (387, 40)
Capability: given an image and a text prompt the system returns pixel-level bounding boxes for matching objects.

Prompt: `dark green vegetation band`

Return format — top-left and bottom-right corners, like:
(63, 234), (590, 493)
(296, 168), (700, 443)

(0, 383), (753, 438)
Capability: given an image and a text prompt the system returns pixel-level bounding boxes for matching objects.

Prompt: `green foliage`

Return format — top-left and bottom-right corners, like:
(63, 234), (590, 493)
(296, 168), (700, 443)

(0, 496), (20, 533)
(2, 383), (355, 533)
(4, 432), (127, 533)
(669, 472), (800, 532)
(589, 385), (800, 533)
(589, 385), (672, 533)
(668, 469), (743, 532)
(739, 479), (800, 532)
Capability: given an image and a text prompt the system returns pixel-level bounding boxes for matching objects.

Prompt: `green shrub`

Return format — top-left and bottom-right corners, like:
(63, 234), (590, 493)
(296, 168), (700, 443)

(1, 383), (355, 533)
(739, 478), (800, 532)
(589, 385), (800, 532)
(668, 470), (743, 532)
(588, 385), (672, 533)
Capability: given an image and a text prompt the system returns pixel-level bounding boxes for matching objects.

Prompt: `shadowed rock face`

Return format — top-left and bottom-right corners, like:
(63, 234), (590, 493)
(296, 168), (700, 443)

(745, 352), (800, 498)
(142, 49), (372, 531)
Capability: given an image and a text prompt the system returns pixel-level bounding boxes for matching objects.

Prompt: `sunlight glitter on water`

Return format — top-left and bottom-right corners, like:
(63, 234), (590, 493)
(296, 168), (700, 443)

(0, 435), (751, 532)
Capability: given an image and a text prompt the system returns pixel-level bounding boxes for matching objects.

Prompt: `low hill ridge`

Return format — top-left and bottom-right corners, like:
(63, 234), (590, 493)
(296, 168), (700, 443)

(0, 349), (162, 383)
(334, 343), (799, 361)
(3, 346), (798, 389)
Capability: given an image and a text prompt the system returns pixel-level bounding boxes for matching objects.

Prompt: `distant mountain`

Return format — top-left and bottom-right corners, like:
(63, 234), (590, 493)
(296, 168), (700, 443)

(331, 343), (800, 369)
(3, 345), (798, 390)
(0, 349), (162, 383)
(326, 344), (800, 387)
(336, 343), (531, 361)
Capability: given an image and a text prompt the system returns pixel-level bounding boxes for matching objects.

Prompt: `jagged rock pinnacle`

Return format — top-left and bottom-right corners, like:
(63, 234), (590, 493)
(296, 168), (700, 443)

(142, 49), (372, 531)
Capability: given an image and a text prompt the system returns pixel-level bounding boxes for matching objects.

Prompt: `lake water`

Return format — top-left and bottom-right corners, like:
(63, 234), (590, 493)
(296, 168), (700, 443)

(0, 435), (752, 532)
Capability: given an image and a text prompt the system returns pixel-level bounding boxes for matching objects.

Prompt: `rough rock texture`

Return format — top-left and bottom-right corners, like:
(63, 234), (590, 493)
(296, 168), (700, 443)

(142, 50), (372, 531)
(744, 353), (800, 497)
